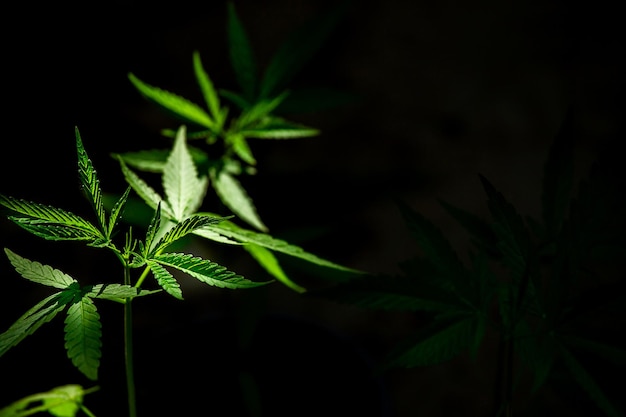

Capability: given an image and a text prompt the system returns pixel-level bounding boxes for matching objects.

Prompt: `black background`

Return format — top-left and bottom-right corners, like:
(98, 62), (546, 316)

(1, 1), (624, 416)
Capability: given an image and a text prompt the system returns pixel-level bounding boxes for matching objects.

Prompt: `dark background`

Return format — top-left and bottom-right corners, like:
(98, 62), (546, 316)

(1, 1), (624, 416)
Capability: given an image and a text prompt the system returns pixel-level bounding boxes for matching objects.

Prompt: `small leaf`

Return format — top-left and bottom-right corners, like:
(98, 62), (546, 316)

(147, 261), (183, 300)
(210, 168), (268, 232)
(128, 72), (215, 130)
(75, 127), (107, 235)
(108, 186), (130, 234)
(244, 243), (306, 293)
(230, 132), (256, 165)
(64, 297), (102, 381)
(193, 51), (222, 124)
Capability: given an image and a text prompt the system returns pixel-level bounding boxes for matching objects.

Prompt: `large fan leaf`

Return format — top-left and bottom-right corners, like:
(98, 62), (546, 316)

(64, 297), (102, 381)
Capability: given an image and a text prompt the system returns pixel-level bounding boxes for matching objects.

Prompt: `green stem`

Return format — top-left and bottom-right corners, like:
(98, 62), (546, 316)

(124, 266), (137, 417)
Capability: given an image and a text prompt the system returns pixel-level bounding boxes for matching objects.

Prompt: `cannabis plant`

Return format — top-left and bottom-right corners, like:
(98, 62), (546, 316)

(0, 127), (277, 417)
(313, 115), (626, 416)
(117, 0), (356, 295)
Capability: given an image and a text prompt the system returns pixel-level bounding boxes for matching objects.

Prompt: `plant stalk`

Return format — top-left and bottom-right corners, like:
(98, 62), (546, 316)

(124, 265), (137, 417)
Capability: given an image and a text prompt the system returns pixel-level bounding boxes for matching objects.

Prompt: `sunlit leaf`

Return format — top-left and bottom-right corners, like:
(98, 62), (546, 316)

(64, 297), (102, 381)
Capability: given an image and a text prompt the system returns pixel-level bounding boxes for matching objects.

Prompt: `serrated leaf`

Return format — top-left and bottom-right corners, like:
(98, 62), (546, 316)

(210, 169), (267, 232)
(108, 186), (130, 234)
(128, 72), (215, 130)
(383, 315), (478, 369)
(0, 293), (66, 357)
(116, 157), (174, 219)
(150, 214), (226, 256)
(64, 297), (102, 381)
(163, 126), (208, 221)
(258, 0), (349, 98)
(227, 1), (257, 101)
(193, 227), (242, 245)
(244, 243), (305, 293)
(193, 51), (222, 124)
(204, 218), (363, 277)
(152, 252), (270, 289)
(75, 127), (107, 235)
(147, 260), (183, 300)
(86, 284), (160, 301)
(561, 346), (624, 417)
(4, 248), (76, 288)
(0, 195), (102, 242)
